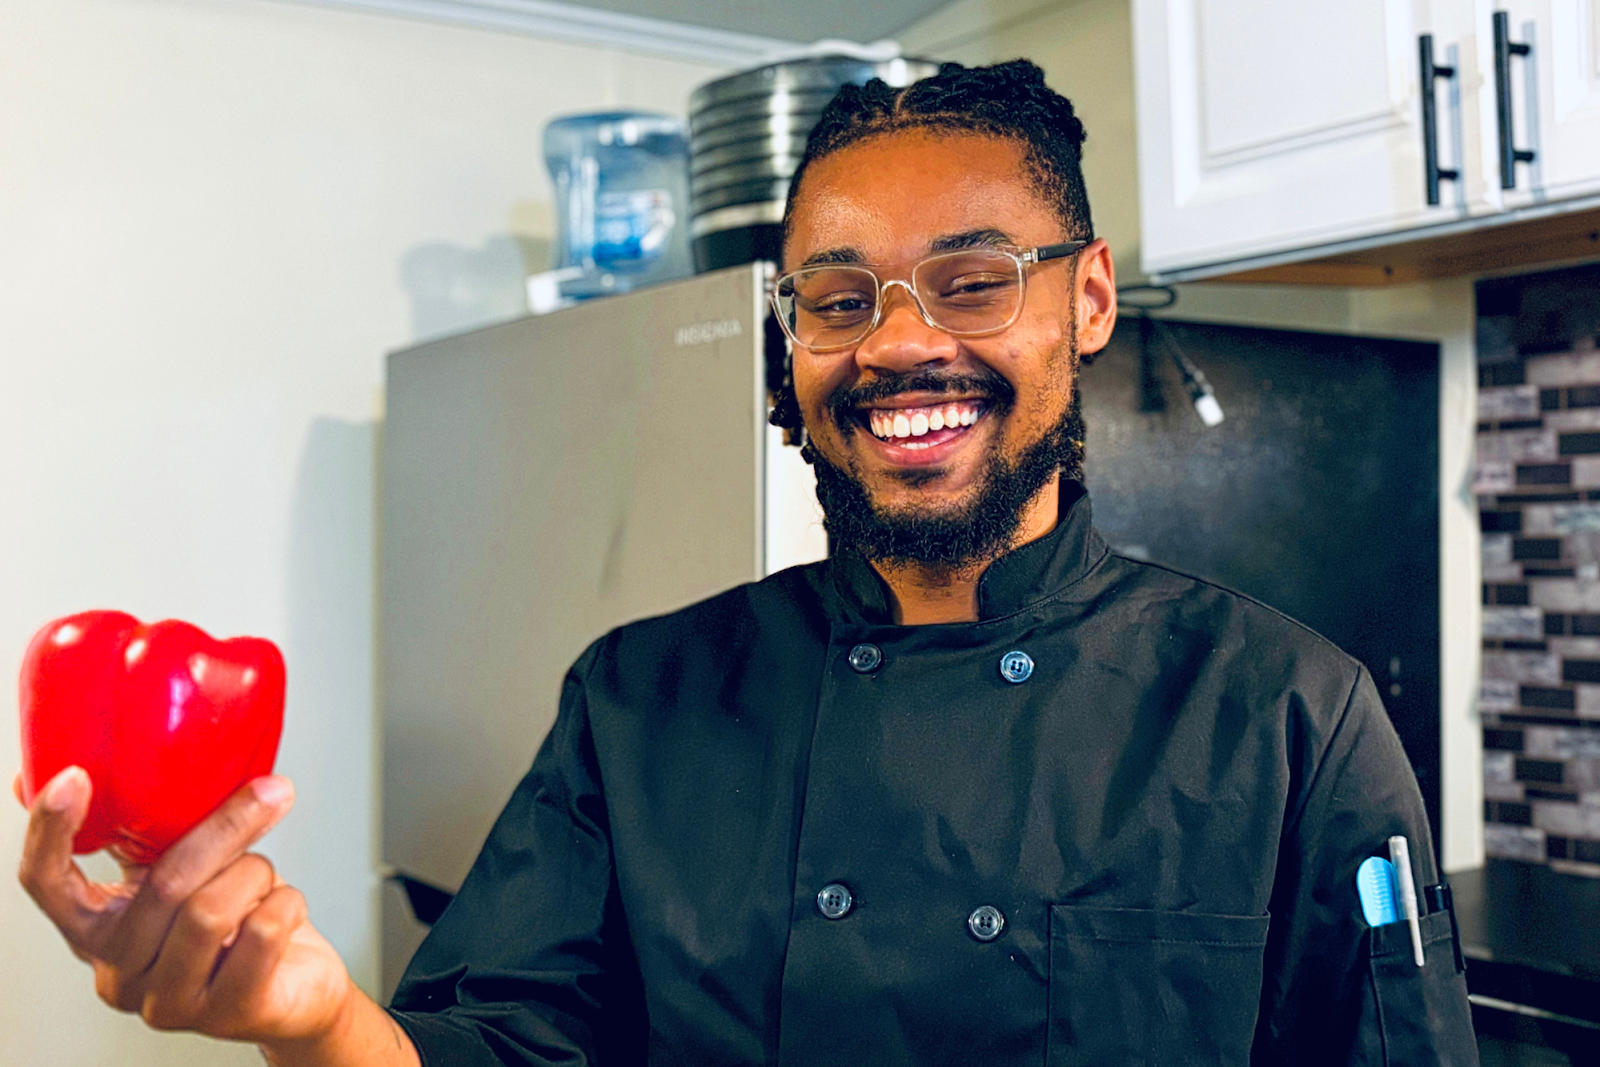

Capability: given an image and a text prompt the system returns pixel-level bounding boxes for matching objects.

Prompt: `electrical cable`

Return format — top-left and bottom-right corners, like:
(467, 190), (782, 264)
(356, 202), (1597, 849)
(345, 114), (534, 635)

(1115, 284), (1224, 428)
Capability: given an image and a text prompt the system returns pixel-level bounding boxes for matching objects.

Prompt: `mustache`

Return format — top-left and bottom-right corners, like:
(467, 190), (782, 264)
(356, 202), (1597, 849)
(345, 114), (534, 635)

(826, 369), (1016, 429)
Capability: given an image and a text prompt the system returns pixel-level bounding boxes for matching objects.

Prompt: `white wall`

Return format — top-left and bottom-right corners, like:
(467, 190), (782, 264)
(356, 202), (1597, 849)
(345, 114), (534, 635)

(0, 1), (723, 1063)
(900, 0), (1485, 872)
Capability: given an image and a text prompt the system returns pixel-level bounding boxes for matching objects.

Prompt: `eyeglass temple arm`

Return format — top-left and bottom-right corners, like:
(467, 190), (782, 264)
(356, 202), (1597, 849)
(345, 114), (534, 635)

(1030, 241), (1094, 262)
(1029, 240), (1090, 263)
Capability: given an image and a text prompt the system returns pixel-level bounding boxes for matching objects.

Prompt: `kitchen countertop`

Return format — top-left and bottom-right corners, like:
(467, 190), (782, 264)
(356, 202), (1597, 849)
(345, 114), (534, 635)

(1449, 860), (1600, 1062)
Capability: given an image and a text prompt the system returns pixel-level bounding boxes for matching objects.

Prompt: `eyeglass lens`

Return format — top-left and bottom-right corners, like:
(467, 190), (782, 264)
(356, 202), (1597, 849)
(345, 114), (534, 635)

(776, 249), (1025, 350)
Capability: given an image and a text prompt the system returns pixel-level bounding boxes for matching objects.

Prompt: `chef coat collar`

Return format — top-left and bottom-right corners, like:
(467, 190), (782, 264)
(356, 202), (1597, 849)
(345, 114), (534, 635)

(826, 479), (1110, 624)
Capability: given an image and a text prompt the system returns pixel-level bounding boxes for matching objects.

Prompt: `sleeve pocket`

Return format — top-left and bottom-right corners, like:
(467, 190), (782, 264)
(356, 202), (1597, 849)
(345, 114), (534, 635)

(1047, 905), (1270, 1067)
(1358, 910), (1479, 1067)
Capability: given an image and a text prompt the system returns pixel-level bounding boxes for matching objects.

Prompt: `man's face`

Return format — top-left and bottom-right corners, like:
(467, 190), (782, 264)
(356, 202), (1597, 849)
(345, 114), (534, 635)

(784, 130), (1112, 565)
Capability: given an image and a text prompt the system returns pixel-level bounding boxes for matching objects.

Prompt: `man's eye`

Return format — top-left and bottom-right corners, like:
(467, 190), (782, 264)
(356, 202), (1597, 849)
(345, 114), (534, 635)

(942, 274), (1013, 297)
(813, 294), (873, 314)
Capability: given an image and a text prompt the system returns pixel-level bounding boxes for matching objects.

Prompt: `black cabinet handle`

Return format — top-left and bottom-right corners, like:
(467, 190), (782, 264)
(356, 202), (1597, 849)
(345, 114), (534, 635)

(1418, 34), (1459, 206)
(1493, 10), (1537, 189)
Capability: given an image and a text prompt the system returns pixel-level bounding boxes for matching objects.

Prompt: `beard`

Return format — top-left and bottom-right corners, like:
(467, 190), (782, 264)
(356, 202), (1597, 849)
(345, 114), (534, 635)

(806, 366), (1086, 569)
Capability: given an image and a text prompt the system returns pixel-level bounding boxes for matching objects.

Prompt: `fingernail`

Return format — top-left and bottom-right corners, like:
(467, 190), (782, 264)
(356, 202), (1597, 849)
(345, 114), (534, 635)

(251, 776), (294, 807)
(42, 766), (87, 812)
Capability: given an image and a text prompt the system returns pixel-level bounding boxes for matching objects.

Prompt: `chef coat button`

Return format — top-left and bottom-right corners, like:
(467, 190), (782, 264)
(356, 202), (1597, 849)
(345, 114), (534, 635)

(968, 904), (1006, 942)
(817, 883), (853, 919)
(998, 650), (1033, 684)
(847, 643), (883, 673)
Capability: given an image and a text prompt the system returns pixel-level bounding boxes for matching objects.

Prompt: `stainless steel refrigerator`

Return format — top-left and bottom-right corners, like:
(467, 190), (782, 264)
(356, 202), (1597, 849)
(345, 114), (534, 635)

(378, 262), (825, 999)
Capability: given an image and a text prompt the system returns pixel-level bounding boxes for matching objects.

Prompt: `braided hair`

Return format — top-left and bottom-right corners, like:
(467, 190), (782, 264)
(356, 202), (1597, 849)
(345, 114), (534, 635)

(769, 59), (1095, 448)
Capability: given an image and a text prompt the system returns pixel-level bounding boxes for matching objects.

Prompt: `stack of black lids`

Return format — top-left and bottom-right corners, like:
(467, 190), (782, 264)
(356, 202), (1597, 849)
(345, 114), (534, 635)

(688, 55), (938, 273)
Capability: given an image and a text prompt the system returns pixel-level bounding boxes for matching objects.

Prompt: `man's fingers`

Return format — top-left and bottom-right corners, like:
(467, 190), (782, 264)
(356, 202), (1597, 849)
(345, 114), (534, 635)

(17, 766), (104, 944)
(100, 776), (294, 977)
(145, 776), (293, 905)
(206, 884), (309, 1031)
(156, 777), (295, 897)
(12, 771), (23, 806)
(138, 854), (278, 1030)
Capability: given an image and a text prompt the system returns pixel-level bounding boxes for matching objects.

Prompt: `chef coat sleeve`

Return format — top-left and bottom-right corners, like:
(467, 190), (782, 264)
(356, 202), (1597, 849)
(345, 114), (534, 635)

(1252, 665), (1478, 1067)
(386, 641), (647, 1067)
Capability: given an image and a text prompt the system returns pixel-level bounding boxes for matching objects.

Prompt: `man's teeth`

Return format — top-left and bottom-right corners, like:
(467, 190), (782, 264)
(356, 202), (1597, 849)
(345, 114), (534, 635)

(867, 402), (982, 440)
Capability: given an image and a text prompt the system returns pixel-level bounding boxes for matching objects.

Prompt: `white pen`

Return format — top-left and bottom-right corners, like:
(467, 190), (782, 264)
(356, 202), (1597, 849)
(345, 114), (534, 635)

(1388, 835), (1425, 967)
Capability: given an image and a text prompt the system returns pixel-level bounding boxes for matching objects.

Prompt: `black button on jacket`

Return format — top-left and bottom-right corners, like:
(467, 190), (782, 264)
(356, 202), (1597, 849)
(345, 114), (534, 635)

(390, 484), (1477, 1066)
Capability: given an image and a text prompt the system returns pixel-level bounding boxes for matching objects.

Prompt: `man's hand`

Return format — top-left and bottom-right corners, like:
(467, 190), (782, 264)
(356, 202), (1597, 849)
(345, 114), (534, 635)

(15, 766), (419, 1067)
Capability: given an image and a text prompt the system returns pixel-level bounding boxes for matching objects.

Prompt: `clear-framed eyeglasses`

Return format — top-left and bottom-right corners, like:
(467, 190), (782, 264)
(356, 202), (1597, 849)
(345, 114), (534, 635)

(769, 241), (1087, 353)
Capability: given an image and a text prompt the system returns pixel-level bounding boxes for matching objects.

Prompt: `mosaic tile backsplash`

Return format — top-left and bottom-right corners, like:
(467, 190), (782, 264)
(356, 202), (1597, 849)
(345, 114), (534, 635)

(1479, 335), (1600, 877)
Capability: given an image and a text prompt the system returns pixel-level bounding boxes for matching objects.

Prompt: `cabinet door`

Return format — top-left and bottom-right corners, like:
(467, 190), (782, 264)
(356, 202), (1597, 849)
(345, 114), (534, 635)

(1133, 0), (1491, 279)
(1492, 0), (1600, 208)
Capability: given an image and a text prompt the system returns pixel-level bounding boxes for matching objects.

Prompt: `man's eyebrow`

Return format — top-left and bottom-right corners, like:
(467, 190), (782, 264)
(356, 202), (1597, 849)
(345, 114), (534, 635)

(798, 247), (867, 268)
(929, 229), (1014, 253)
(794, 230), (1015, 268)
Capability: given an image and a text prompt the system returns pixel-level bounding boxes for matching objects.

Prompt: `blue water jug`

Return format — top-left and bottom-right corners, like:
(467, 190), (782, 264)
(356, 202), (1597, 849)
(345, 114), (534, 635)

(543, 111), (693, 300)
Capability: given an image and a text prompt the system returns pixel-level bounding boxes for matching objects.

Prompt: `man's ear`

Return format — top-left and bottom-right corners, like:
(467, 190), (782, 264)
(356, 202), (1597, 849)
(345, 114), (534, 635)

(1074, 239), (1117, 357)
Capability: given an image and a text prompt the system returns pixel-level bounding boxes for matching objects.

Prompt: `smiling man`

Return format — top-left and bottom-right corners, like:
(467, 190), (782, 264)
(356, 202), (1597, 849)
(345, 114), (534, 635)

(18, 61), (1477, 1067)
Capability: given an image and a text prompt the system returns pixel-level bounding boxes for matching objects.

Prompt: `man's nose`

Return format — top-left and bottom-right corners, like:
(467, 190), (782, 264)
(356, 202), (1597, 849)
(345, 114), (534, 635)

(854, 282), (959, 374)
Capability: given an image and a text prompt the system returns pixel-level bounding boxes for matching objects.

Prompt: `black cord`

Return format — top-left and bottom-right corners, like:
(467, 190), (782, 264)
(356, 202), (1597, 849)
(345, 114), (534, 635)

(1121, 286), (1178, 414)
(1115, 285), (1224, 427)
(1136, 314), (1167, 413)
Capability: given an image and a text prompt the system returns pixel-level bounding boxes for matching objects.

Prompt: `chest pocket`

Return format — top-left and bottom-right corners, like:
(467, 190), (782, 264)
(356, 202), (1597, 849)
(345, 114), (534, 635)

(1047, 905), (1270, 1066)
(1352, 911), (1477, 1067)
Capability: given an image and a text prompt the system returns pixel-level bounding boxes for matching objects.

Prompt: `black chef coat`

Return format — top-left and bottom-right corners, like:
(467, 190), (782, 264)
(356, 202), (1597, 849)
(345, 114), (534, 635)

(389, 483), (1477, 1066)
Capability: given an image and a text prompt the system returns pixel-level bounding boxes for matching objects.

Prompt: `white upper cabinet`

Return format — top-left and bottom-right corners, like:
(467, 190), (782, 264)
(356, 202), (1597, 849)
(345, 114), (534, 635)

(1492, 0), (1600, 209)
(1134, 0), (1600, 280)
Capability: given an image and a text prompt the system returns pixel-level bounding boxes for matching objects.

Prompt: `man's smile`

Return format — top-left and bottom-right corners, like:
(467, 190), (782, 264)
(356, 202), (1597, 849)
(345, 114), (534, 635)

(850, 396), (994, 467)
(863, 399), (988, 443)
(828, 372), (1011, 472)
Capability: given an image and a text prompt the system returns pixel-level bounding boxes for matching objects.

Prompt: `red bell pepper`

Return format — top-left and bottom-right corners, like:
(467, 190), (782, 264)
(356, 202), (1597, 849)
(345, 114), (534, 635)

(18, 611), (285, 864)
